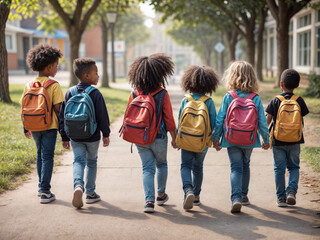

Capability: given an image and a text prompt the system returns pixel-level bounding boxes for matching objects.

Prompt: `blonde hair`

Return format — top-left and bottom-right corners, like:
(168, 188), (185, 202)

(223, 61), (259, 93)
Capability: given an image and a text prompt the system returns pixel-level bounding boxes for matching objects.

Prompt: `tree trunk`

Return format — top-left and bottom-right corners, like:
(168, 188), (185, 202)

(245, 32), (255, 67)
(225, 28), (238, 62)
(0, 0), (12, 103)
(276, 14), (290, 87)
(204, 49), (212, 67)
(101, 19), (109, 88)
(256, 8), (267, 82)
(68, 29), (82, 86)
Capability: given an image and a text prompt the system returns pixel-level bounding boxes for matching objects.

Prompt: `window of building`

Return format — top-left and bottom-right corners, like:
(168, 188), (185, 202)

(298, 14), (311, 28)
(5, 34), (13, 50)
(289, 35), (293, 68)
(317, 27), (320, 67)
(318, 10), (320, 22)
(289, 22), (293, 32)
(298, 31), (311, 66)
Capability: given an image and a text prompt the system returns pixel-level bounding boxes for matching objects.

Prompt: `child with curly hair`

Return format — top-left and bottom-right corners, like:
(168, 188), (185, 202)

(126, 53), (177, 213)
(177, 65), (219, 210)
(20, 44), (64, 204)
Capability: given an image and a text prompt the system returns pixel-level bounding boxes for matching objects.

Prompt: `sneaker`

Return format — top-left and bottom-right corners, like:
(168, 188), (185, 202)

(86, 192), (101, 204)
(231, 199), (242, 213)
(72, 185), (84, 208)
(287, 192), (296, 205)
(37, 190), (41, 197)
(144, 202), (155, 213)
(183, 190), (195, 210)
(40, 192), (56, 204)
(193, 197), (201, 206)
(242, 196), (250, 206)
(277, 197), (287, 207)
(156, 193), (169, 206)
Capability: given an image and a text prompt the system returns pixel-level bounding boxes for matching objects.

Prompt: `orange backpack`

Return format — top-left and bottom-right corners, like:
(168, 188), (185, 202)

(21, 79), (57, 131)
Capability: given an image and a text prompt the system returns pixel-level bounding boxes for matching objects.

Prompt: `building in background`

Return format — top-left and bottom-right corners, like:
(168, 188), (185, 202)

(263, 5), (320, 78)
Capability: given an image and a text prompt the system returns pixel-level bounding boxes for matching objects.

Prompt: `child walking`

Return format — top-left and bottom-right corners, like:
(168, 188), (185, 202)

(126, 54), (177, 213)
(177, 65), (219, 210)
(266, 69), (309, 207)
(59, 58), (110, 208)
(20, 44), (64, 203)
(213, 61), (270, 213)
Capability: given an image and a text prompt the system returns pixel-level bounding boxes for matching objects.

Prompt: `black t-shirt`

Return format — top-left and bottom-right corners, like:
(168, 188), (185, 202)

(265, 92), (309, 146)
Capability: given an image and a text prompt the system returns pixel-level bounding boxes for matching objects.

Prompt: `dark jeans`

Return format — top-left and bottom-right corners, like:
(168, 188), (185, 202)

(31, 129), (57, 193)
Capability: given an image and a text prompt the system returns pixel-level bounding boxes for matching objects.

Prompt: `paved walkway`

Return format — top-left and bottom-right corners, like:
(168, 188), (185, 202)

(1, 74), (320, 239)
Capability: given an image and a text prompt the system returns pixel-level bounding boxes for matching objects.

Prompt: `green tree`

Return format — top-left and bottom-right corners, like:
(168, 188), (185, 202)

(0, 0), (12, 103)
(115, 5), (150, 76)
(167, 22), (219, 67)
(266, 0), (311, 86)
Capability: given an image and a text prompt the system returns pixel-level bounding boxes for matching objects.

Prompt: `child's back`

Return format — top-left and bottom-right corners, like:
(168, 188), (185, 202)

(213, 61), (270, 213)
(266, 69), (309, 207)
(20, 44), (64, 204)
(177, 65), (219, 210)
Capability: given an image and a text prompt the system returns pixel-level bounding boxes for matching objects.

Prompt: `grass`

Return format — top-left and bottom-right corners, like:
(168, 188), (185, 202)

(301, 147), (320, 173)
(0, 84), (130, 193)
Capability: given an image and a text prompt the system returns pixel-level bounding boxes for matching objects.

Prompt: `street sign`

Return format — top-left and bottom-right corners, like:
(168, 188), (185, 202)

(108, 40), (125, 53)
(214, 42), (225, 53)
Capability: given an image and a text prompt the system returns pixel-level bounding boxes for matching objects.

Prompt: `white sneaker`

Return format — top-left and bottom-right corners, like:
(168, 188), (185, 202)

(231, 199), (242, 213)
(72, 185), (84, 208)
(183, 190), (195, 210)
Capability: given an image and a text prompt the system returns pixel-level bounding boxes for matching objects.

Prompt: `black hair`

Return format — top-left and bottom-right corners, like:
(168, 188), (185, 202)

(281, 69), (300, 90)
(128, 53), (174, 92)
(73, 58), (96, 80)
(26, 44), (62, 71)
(181, 65), (220, 95)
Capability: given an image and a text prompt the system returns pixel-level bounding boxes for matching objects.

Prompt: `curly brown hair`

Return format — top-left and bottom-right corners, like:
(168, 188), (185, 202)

(181, 65), (220, 95)
(128, 53), (174, 92)
(73, 58), (96, 80)
(26, 44), (62, 71)
(224, 61), (259, 93)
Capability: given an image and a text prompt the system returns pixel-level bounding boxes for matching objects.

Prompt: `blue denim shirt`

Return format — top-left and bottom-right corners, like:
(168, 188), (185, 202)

(213, 90), (270, 149)
(177, 93), (217, 151)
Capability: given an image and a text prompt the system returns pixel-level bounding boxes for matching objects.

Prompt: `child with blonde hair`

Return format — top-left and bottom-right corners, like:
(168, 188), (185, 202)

(213, 61), (270, 213)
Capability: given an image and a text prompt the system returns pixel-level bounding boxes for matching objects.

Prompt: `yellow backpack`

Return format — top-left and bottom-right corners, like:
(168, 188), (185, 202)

(273, 95), (302, 142)
(176, 94), (212, 152)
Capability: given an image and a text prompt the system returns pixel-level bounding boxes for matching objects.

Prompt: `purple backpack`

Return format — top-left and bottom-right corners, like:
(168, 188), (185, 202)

(224, 91), (258, 145)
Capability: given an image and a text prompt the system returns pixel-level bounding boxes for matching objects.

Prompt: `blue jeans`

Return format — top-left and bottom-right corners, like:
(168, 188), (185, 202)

(180, 149), (208, 197)
(31, 129), (57, 193)
(136, 137), (168, 202)
(71, 140), (100, 195)
(273, 144), (300, 199)
(227, 146), (253, 202)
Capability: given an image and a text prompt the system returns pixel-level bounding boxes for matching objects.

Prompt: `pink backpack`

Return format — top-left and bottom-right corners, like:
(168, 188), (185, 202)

(224, 91), (258, 145)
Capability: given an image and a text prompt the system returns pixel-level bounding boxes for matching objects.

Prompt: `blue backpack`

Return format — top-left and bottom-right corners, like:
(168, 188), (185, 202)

(64, 86), (97, 140)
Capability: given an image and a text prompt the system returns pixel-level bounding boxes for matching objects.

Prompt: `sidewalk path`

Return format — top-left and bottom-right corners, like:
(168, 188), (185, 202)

(1, 80), (320, 239)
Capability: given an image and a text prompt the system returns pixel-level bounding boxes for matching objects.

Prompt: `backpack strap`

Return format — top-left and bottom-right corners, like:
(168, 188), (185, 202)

(276, 95), (286, 102)
(228, 91), (239, 99)
(70, 86), (78, 97)
(198, 95), (210, 102)
(290, 95), (300, 101)
(43, 79), (57, 88)
(153, 89), (166, 127)
(185, 94), (194, 102)
(247, 92), (258, 100)
(84, 86), (96, 95)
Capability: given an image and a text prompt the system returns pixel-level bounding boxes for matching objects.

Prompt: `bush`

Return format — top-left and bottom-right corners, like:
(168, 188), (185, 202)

(305, 74), (320, 98)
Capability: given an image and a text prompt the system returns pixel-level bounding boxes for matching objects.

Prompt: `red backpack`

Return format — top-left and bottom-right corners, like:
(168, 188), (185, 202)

(120, 88), (166, 145)
(224, 91), (258, 145)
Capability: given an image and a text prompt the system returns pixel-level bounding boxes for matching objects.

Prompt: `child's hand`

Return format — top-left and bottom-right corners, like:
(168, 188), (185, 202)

(262, 142), (270, 150)
(62, 141), (70, 149)
(171, 139), (178, 149)
(213, 140), (222, 151)
(103, 137), (110, 147)
(24, 131), (32, 139)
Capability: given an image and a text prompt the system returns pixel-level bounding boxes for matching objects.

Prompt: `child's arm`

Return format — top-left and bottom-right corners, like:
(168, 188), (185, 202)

(53, 103), (61, 118)
(62, 141), (70, 149)
(266, 113), (273, 126)
(103, 137), (110, 147)
(169, 130), (178, 149)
